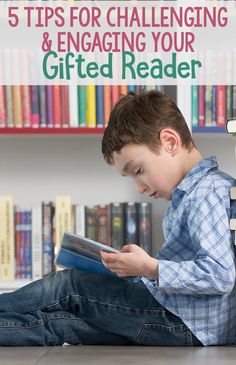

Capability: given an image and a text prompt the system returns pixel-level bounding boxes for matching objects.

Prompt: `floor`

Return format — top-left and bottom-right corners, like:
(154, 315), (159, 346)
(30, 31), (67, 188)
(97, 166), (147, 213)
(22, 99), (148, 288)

(0, 346), (235, 365)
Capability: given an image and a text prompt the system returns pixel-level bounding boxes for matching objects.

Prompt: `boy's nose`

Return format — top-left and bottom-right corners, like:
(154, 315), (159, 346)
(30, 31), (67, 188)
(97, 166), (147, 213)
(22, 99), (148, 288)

(136, 182), (148, 194)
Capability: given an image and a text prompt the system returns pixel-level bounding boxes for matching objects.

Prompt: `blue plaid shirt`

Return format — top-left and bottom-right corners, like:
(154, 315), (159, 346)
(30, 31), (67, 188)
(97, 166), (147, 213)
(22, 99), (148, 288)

(142, 156), (236, 346)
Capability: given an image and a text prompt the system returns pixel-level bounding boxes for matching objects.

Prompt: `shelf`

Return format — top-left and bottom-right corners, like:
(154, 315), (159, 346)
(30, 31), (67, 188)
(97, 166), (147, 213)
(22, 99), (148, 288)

(192, 127), (226, 134)
(0, 127), (105, 135)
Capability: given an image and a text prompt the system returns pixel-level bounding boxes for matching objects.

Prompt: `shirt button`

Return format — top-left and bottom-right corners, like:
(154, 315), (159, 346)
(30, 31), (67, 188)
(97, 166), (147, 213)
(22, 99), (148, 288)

(173, 212), (177, 219)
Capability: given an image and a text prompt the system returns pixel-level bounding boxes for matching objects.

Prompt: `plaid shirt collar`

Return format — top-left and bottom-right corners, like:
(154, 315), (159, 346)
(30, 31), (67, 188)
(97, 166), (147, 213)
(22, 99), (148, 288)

(171, 156), (218, 204)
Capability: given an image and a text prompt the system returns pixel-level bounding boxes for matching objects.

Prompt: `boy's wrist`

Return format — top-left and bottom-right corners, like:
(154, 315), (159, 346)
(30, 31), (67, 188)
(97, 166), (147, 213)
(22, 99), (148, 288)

(145, 257), (158, 280)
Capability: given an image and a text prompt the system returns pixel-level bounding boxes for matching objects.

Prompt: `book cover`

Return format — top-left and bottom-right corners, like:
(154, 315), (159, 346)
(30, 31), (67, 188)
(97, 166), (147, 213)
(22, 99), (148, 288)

(55, 232), (118, 277)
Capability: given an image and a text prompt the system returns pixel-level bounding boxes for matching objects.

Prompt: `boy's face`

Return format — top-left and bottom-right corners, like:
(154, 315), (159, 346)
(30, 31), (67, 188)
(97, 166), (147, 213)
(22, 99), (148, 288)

(113, 144), (184, 201)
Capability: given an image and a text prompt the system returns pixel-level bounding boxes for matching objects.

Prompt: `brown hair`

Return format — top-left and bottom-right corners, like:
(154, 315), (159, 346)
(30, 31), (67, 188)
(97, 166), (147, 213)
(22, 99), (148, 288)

(102, 90), (195, 164)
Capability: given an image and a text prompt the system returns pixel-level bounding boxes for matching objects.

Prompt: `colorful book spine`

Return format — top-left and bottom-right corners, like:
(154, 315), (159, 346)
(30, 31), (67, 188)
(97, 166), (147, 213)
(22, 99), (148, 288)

(227, 85), (232, 121)
(124, 202), (138, 245)
(110, 202), (124, 250)
(96, 205), (111, 246)
(32, 205), (43, 281)
(55, 196), (72, 262)
(39, 85), (47, 127)
(14, 207), (21, 279)
(138, 202), (152, 255)
(46, 85), (54, 127)
(198, 85), (205, 126)
(216, 85), (226, 126)
(191, 85), (198, 127)
(211, 85), (217, 126)
(104, 85), (111, 127)
(53, 85), (61, 127)
(78, 86), (86, 127)
(42, 201), (54, 276)
(69, 85), (78, 127)
(12, 85), (23, 128)
(111, 85), (119, 107)
(86, 85), (96, 127)
(21, 85), (31, 128)
(75, 205), (85, 237)
(0, 85), (6, 127)
(205, 85), (212, 127)
(85, 206), (97, 241)
(0, 196), (14, 281)
(96, 85), (104, 128)
(119, 85), (128, 98)
(61, 86), (70, 127)
(30, 86), (40, 128)
(23, 210), (32, 279)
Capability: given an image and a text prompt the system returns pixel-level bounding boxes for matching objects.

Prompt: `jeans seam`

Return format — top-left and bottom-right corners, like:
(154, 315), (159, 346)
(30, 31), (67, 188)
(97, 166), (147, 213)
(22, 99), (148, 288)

(0, 315), (81, 329)
(46, 293), (165, 314)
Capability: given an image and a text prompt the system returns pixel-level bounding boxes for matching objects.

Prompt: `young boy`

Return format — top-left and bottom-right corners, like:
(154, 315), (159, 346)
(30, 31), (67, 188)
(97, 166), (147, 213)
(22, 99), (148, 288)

(0, 91), (235, 347)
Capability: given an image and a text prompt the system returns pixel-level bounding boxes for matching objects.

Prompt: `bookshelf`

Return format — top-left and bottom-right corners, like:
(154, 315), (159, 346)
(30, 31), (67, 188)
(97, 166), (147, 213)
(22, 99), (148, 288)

(0, 127), (105, 135)
(0, 131), (169, 292)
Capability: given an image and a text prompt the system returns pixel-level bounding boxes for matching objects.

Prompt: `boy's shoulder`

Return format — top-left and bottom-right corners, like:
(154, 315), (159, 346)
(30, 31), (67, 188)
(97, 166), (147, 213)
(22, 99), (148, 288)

(189, 167), (236, 199)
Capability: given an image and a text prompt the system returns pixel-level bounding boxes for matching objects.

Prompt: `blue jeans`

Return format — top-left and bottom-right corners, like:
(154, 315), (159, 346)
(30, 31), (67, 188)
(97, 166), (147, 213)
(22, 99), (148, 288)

(0, 269), (203, 346)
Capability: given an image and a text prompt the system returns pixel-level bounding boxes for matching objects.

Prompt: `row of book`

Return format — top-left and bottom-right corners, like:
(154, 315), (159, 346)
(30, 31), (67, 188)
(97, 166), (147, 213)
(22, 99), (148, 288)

(191, 85), (236, 128)
(0, 85), (165, 129)
(0, 196), (152, 281)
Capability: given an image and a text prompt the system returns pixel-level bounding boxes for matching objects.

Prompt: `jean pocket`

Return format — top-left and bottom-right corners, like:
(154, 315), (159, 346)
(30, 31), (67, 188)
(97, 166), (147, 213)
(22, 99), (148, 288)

(136, 323), (194, 346)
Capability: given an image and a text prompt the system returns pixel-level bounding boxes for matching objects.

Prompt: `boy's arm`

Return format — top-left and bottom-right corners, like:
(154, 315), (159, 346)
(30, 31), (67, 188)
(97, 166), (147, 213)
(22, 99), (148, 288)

(157, 189), (235, 295)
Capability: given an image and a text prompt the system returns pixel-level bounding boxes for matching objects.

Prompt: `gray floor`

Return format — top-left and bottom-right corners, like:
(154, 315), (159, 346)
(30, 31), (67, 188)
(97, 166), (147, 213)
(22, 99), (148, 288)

(0, 346), (236, 365)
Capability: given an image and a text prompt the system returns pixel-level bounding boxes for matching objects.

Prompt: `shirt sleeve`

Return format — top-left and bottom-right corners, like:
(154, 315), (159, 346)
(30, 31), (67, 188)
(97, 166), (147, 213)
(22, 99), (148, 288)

(157, 189), (236, 295)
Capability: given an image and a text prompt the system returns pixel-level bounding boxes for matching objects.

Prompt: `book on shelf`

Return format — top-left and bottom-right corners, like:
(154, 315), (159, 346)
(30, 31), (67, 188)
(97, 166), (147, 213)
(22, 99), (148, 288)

(0, 196), (153, 282)
(191, 85), (236, 129)
(0, 85), (164, 130)
(55, 232), (119, 277)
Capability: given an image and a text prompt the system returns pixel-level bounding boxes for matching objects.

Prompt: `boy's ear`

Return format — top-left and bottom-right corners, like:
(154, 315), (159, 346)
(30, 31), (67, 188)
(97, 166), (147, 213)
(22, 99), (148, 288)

(159, 129), (180, 155)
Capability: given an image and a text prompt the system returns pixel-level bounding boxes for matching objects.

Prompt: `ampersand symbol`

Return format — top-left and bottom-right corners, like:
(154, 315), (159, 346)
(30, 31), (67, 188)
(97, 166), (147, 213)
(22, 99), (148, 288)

(42, 32), (52, 52)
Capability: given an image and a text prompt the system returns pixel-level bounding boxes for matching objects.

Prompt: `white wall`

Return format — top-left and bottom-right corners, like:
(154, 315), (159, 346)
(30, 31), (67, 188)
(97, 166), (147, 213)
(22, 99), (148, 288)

(0, 133), (234, 255)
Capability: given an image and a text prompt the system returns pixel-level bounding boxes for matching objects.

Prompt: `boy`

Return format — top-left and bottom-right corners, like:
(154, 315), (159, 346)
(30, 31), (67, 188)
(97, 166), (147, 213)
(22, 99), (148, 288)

(0, 91), (235, 346)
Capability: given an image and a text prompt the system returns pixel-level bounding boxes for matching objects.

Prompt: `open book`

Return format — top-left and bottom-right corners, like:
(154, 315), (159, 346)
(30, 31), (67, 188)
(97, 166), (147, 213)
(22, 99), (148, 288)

(55, 232), (119, 277)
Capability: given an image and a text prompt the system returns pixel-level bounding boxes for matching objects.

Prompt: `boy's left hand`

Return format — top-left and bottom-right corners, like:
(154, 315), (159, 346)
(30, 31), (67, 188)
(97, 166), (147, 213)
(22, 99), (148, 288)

(100, 244), (158, 279)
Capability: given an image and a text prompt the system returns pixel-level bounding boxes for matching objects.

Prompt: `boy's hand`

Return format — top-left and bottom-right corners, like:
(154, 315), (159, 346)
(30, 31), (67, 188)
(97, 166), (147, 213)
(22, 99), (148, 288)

(100, 244), (158, 279)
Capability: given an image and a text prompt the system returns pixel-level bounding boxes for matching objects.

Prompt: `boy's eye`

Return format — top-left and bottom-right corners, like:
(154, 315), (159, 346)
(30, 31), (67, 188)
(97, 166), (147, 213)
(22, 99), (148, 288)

(135, 168), (142, 176)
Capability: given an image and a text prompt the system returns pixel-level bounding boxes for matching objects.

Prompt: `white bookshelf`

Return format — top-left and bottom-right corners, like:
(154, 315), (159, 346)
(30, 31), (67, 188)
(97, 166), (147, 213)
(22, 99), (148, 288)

(0, 132), (169, 292)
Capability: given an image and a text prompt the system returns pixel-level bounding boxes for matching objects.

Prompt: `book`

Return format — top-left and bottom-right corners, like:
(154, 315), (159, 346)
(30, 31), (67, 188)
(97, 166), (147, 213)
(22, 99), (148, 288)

(0, 196), (14, 281)
(55, 232), (119, 277)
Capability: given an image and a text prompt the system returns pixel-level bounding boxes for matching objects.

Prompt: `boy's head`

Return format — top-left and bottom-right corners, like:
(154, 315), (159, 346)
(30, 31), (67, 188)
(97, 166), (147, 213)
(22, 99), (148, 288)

(102, 90), (200, 200)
